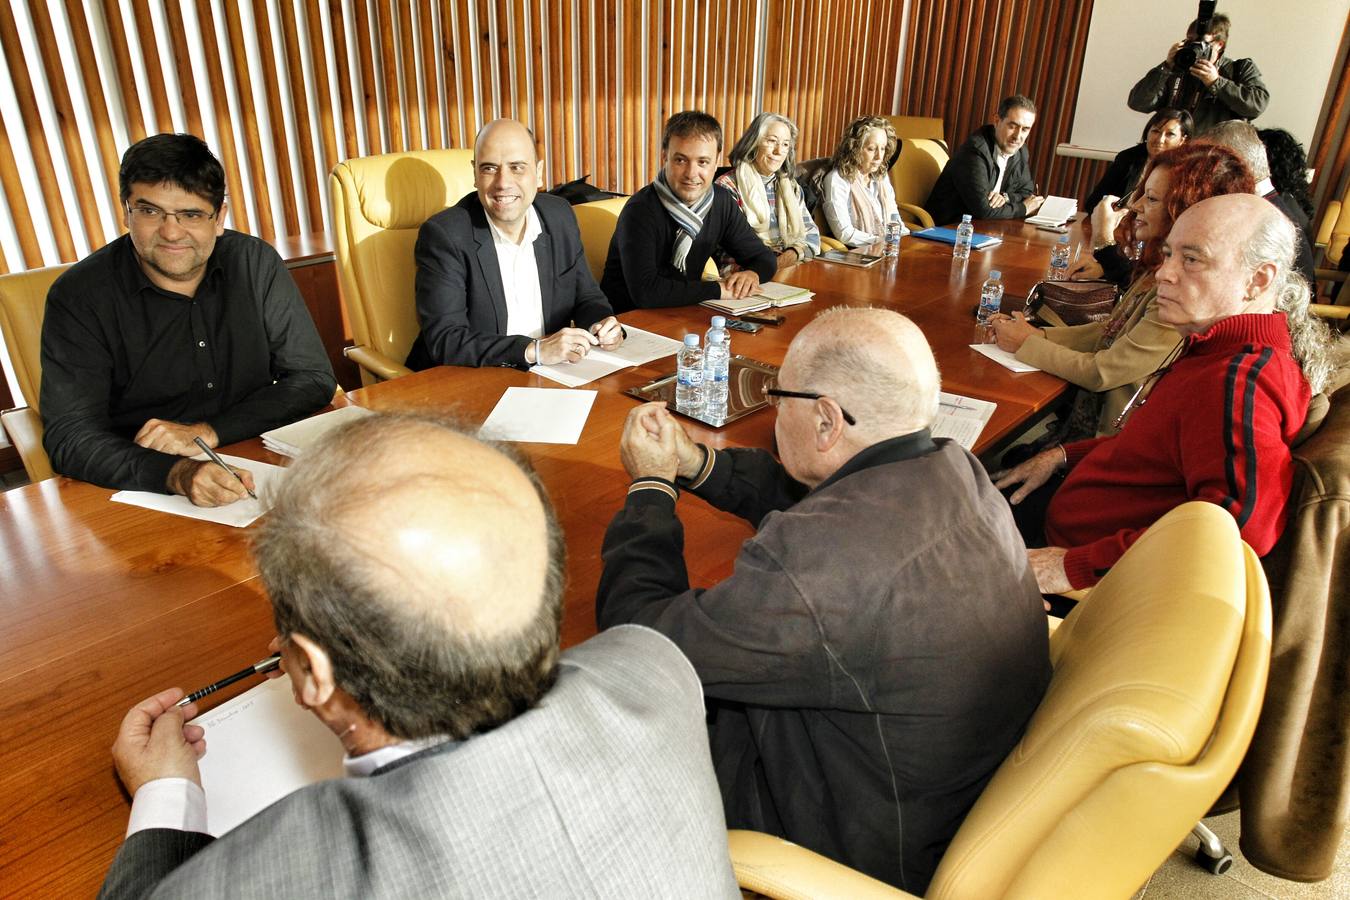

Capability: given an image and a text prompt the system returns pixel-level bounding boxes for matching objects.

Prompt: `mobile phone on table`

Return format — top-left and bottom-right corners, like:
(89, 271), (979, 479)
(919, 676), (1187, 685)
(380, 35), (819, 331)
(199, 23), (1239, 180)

(739, 313), (784, 325)
(725, 319), (762, 333)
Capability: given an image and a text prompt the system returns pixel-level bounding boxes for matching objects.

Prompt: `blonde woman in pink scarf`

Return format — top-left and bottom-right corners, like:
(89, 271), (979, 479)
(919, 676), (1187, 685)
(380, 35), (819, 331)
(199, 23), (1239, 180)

(822, 116), (902, 248)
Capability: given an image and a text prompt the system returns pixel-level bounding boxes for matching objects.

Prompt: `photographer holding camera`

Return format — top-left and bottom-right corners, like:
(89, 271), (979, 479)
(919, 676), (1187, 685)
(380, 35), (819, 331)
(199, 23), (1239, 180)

(1128, 7), (1269, 136)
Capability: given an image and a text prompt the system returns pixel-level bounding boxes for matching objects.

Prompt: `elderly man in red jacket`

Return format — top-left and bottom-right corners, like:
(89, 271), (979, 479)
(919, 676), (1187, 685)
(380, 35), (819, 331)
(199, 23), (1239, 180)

(997, 193), (1328, 593)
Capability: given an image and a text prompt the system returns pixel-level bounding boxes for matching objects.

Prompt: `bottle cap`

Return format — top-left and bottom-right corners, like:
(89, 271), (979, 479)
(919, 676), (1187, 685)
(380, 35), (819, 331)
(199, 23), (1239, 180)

(711, 315), (726, 328)
(961, 214), (972, 223)
(683, 333), (699, 347)
(989, 270), (1001, 279)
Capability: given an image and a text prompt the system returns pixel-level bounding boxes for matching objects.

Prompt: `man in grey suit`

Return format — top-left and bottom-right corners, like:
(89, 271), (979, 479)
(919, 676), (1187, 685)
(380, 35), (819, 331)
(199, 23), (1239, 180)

(404, 118), (624, 369)
(99, 413), (738, 899)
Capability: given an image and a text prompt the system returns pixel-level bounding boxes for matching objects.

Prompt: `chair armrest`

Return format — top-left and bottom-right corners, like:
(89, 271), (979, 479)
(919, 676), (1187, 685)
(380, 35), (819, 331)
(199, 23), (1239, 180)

(727, 830), (911, 899)
(1311, 303), (1350, 320)
(819, 235), (847, 253)
(1315, 268), (1347, 284)
(1316, 200), (1341, 250)
(897, 202), (934, 229)
(1, 406), (54, 482)
(343, 345), (414, 382)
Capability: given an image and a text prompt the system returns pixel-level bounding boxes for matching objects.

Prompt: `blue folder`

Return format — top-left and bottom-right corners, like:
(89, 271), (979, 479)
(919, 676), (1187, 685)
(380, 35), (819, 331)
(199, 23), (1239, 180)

(912, 227), (1003, 250)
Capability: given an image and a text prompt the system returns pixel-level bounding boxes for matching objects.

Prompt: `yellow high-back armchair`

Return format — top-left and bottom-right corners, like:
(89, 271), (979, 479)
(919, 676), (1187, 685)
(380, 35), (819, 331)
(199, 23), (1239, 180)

(572, 196), (629, 283)
(884, 115), (947, 149)
(730, 501), (1272, 899)
(890, 139), (950, 230)
(329, 148), (475, 384)
(0, 264), (71, 482)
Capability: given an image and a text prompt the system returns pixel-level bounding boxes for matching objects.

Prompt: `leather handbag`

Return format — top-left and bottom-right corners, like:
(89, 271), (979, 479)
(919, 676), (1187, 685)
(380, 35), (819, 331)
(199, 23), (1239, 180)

(1024, 279), (1120, 327)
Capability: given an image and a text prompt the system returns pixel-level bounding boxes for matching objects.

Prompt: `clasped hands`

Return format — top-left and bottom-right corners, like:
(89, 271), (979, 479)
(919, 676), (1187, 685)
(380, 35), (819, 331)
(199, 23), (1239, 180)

(532, 316), (625, 366)
(619, 402), (704, 482)
(987, 191), (1045, 215)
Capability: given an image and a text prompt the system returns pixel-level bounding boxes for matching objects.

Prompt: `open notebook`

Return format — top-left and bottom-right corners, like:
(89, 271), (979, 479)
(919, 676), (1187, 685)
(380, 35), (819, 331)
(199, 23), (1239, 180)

(701, 281), (814, 315)
(1026, 196), (1078, 227)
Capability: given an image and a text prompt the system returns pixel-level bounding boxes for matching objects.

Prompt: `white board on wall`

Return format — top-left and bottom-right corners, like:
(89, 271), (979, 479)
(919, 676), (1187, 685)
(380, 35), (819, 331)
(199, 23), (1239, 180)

(1069, 0), (1348, 154)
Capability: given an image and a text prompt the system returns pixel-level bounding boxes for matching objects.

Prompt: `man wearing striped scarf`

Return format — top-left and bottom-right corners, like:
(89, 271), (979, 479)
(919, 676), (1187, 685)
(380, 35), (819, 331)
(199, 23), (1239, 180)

(601, 111), (777, 312)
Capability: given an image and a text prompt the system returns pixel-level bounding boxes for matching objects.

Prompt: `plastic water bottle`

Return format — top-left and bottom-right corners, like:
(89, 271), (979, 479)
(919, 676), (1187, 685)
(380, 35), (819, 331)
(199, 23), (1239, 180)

(1048, 234), (1071, 280)
(883, 214), (903, 257)
(704, 315), (729, 355)
(977, 270), (1004, 325)
(703, 331), (730, 420)
(675, 334), (704, 412)
(953, 214), (974, 260)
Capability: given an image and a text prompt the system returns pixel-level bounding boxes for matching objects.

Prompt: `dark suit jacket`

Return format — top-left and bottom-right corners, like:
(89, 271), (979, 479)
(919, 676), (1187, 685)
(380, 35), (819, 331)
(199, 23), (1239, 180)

(405, 192), (615, 369)
(925, 124), (1037, 226)
(98, 626), (739, 900)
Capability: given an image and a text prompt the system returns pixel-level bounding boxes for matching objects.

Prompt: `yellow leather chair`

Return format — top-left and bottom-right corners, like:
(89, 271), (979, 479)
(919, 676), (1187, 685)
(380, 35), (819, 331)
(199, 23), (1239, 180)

(0, 264), (71, 483)
(729, 501), (1272, 899)
(572, 196), (629, 283)
(884, 115), (947, 149)
(890, 138), (949, 230)
(329, 148), (474, 384)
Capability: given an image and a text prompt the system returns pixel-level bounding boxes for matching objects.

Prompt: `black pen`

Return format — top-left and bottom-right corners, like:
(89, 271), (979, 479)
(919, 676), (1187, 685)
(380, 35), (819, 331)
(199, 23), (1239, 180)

(193, 436), (258, 500)
(177, 654), (283, 707)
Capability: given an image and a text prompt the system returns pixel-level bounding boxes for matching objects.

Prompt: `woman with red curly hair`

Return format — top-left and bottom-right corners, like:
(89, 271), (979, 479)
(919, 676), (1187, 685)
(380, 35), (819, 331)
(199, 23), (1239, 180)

(988, 144), (1253, 441)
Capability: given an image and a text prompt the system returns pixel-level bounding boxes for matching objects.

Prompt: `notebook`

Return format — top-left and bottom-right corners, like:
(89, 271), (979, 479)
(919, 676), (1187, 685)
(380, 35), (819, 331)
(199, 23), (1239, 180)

(911, 227), (1003, 250)
(701, 281), (814, 315)
(1026, 195), (1078, 227)
(261, 405), (375, 458)
(817, 249), (883, 268)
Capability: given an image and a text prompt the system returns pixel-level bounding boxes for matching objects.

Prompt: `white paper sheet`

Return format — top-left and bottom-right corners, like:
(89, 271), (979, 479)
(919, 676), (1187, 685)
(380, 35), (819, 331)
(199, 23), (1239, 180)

(479, 387), (597, 443)
(191, 677), (344, 835)
(260, 405), (374, 457)
(110, 454), (286, 527)
(931, 392), (997, 450)
(968, 342), (1041, 373)
(530, 326), (683, 386)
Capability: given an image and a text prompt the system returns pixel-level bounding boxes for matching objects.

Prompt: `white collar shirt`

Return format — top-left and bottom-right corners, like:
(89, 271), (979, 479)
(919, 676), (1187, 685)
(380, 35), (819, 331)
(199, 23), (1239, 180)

(992, 150), (1012, 195)
(487, 205), (545, 338)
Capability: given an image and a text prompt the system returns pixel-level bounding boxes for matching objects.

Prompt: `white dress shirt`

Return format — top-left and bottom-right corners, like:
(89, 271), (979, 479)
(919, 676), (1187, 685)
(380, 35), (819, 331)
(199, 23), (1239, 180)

(487, 206), (545, 339)
(125, 735), (449, 838)
(992, 151), (1012, 195)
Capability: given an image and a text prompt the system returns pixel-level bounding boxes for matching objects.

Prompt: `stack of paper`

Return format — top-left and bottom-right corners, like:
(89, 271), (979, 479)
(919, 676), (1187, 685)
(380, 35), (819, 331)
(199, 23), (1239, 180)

(968, 342), (1041, 373)
(932, 392), (996, 450)
(1026, 196), (1078, 227)
(261, 405), (375, 457)
(479, 387), (597, 444)
(530, 325), (683, 388)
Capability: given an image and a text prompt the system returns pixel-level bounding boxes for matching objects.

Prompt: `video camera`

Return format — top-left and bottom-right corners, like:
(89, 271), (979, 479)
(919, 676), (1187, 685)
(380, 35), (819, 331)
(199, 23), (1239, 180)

(1162, 1), (1219, 112)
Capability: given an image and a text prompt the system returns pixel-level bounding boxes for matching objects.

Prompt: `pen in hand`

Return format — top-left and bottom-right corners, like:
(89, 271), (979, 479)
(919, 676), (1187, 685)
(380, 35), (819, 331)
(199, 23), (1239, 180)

(193, 436), (258, 500)
(176, 654), (283, 707)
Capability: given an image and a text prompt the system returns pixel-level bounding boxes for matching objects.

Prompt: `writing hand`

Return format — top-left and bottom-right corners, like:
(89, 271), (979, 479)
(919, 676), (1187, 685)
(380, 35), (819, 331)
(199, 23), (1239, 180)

(535, 326), (599, 365)
(989, 311), (1043, 353)
(1023, 195), (1045, 216)
(167, 458), (254, 507)
(589, 316), (624, 350)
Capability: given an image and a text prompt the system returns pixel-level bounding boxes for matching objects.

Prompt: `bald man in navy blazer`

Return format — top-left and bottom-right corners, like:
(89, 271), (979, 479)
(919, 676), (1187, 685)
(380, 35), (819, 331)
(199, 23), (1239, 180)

(406, 119), (623, 370)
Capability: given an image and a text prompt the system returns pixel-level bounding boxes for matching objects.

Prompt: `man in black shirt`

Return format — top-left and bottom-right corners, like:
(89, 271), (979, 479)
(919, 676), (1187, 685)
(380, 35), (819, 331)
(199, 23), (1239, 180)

(600, 111), (776, 312)
(40, 134), (335, 505)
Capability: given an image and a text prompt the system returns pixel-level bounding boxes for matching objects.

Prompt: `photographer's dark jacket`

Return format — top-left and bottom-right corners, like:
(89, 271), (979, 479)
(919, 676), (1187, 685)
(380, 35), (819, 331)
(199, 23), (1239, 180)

(1128, 56), (1269, 135)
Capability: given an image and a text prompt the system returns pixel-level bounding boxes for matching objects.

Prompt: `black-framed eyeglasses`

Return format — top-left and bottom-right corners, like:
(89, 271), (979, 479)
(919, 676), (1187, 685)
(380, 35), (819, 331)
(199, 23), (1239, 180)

(126, 205), (218, 227)
(763, 388), (857, 426)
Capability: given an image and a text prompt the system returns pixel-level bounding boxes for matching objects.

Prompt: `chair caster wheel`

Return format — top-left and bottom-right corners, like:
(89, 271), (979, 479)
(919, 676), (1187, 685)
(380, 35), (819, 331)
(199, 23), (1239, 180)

(1195, 846), (1233, 875)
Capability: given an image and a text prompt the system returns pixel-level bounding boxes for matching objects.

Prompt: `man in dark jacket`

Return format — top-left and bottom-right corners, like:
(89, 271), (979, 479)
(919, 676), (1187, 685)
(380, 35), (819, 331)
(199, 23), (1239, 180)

(597, 307), (1051, 895)
(1128, 13), (1269, 135)
(925, 95), (1046, 226)
(406, 119), (623, 370)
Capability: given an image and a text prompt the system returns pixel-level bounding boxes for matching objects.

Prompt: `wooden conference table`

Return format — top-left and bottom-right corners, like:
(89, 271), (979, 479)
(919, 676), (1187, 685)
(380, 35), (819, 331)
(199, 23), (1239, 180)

(0, 219), (1073, 895)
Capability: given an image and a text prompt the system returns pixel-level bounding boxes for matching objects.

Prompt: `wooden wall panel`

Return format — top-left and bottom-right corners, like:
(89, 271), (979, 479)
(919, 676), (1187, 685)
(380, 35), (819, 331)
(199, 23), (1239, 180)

(7, 0), (1349, 281)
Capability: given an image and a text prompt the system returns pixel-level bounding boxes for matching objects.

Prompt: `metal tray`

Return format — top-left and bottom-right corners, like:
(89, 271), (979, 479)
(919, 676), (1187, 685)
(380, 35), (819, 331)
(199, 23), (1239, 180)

(623, 355), (780, 427)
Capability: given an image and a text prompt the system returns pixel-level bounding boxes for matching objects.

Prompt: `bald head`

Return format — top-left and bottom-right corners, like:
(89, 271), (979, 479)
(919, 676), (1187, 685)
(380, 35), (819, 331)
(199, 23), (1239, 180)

(254, 413), (564, 739)
(473, 119), (542, 236)
(786, 307), (941, 443)
(1156, 194), (1296, 335)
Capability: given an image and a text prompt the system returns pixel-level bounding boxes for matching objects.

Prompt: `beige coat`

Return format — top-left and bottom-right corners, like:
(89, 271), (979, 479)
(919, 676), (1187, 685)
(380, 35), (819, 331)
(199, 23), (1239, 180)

(1015, 277), (1183, 436)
